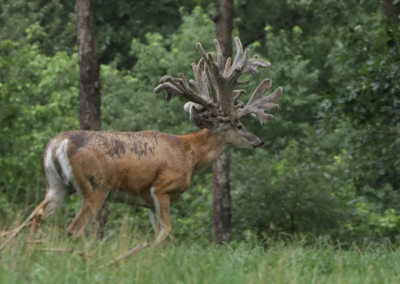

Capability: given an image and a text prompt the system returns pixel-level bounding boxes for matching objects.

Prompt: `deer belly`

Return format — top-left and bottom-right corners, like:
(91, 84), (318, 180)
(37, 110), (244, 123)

(107, 189), (151, 208)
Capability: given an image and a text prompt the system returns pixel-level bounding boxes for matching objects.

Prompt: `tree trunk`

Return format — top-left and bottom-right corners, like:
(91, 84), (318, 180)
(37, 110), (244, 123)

(381, 1), (400, 180)
(381, 0), (400, 25)
(211, 0), (234, 245)
(75, 0), (107, 239)
(75, 0), (101, 131)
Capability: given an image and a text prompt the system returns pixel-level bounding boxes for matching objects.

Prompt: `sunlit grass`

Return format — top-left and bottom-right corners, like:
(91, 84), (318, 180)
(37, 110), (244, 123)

(1, 213), (399, 284)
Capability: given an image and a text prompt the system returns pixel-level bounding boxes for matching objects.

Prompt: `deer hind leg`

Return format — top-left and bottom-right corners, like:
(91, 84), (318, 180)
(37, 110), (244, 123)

(31, 177), (73, 233)
(148, 209), (158, 234)
(31, 138), (76, 233)
(30, 207), (45, 234)
(67, 188), (109, 239)
(150, 187), (172, 244)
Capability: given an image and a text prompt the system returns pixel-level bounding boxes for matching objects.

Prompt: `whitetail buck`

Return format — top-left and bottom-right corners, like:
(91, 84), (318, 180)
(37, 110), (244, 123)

(0, 37), (281, 250)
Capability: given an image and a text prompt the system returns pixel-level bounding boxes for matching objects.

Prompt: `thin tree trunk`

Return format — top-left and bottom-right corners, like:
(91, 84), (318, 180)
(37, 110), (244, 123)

(381, 1), (400, 181)
(211, 0), (234, 245)
(75, 0), (107, 239)
(75, 0), (101, 131)
(381, 0), (400, 25)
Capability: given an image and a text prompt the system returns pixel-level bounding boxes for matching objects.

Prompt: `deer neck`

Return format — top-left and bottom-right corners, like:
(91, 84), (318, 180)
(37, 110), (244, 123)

(181, 129), (228, 175)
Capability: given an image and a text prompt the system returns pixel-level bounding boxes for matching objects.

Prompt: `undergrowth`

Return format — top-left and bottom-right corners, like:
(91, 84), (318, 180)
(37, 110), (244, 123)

(0, 211), (399, 284)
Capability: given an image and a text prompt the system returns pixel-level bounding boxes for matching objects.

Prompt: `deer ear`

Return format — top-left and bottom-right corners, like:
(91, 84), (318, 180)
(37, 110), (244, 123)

(191, 115), (216, 130)
(201, 119), (216, 130)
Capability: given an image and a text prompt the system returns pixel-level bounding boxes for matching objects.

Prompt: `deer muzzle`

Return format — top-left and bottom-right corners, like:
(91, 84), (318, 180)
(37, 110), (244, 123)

(252, 140), (264, 149)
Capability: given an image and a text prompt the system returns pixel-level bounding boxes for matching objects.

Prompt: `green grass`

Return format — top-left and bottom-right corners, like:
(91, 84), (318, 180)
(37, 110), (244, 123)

(1, 218), (399, 283)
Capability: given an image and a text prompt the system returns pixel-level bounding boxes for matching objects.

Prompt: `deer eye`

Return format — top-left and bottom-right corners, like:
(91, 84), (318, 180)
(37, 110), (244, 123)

(238, 125), (243, 130)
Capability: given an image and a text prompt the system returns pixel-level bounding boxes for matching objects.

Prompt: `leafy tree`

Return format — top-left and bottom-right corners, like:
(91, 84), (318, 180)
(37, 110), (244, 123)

(0, 0), (214, 69)
(0, 33), (79, 210)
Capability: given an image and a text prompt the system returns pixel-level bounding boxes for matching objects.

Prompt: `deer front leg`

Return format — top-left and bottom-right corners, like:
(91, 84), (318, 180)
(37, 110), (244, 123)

(67, 189), (109, 238)
(149, 195), (179, 234)
(150, 188), (172, 244)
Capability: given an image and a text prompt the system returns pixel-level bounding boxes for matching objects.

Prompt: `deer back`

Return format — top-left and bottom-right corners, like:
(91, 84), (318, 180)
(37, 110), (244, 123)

(45, 130), (197, 204)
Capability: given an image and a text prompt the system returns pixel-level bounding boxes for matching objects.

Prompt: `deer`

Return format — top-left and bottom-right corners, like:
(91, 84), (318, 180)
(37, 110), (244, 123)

(0, 37), (282, 251)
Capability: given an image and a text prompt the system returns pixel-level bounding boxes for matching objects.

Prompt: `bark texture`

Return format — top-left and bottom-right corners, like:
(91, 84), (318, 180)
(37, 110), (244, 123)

(75, 0), (101, 131)
(213, 0), (234, 60)
(75, 0), (107, 238)
(381, 0), (400, 25)
(212, 0), (234, 244)
(212, 149), (232, 244)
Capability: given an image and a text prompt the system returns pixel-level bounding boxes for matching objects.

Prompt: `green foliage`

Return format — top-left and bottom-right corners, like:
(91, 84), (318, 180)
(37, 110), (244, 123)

(311, 0), (400, 241)
(232, 140), (354, 239)
(322, 5), (400, 183)
(97, 0), (215, 69)
(0, 0), (76, 55)
(0, 0), (214, 68)
(0, 33), (79, 206)
(244, 25), (320, 148)
(171, 175), (213, 241)
(103, 6), (216, 135)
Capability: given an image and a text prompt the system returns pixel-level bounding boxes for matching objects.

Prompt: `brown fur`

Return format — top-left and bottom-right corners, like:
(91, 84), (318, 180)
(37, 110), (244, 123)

(12, 123), (262, 244)
(55, 129), (226, 203)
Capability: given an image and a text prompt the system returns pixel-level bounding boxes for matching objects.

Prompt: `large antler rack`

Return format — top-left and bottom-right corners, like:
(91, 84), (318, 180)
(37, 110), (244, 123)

(154, 37), (282, 129)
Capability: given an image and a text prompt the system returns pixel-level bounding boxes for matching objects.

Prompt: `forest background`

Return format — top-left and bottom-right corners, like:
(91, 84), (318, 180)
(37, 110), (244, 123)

(0, 0), (399, 245)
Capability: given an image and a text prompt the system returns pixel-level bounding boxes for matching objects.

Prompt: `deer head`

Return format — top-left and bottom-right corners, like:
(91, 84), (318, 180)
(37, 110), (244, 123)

(154, 37), (282, 149)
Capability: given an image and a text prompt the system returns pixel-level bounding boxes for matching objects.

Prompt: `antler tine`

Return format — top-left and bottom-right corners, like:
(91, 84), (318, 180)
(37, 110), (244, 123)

(223, 38), (270, 82)
(175, 75), (210, 108)
(241, 55), (272, 78)
(196, 43), (221, 80)
(189, 79), (198, 89)
(235, 80), (251, 86)
(196, 42), (233, 116)
(159, 75), (174, 84)
(204, 65), (218, 104)
(154, 80), (183, 101)
(224, 57), (231, 75)
(154, 73), (211, 111)
(191, 58), (209, 101)
(180, 73), (189, 85)
(214, 39), (225, 73)
(154, 82), (179, 95)
(233, 89), (246, 102)
(235, 79), (282, 125)
(248, 55), (271, 68)
(231, 37), (244, 70)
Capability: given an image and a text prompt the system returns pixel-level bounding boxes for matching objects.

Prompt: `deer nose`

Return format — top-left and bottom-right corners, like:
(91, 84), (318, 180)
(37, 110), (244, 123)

(252, 140), (264, 149)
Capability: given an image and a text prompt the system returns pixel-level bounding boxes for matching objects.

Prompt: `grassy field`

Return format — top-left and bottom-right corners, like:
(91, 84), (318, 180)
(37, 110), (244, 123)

(0, 215), (399, 283)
